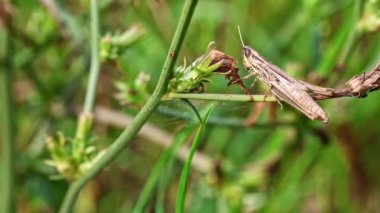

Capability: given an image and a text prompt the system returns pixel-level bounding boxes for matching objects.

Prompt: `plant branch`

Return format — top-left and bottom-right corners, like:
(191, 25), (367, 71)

(83, 0), (100, 113)
(0, 58), (14, 213)
(59, 0), (199, 212)
(73, 0), (100, 143)
(94, 106), (213, 173)
(0, 7), (15, 212)
(164, 62), (380, 102)
(164, 93), (277, 102)
(303, 62), (380, 100)
(176, 107), (213, 213)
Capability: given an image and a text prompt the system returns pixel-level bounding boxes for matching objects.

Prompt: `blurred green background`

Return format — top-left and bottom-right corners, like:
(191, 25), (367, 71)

(1, 0), (380, 212)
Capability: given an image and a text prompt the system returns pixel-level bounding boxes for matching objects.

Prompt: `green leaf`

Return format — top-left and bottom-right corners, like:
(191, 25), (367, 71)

(132, 125), (197, 213)
(176, 105), (214, 213)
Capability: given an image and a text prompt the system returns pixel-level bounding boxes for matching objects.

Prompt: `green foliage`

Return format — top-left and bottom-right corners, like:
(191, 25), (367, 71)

(2, 0), (380, 212)
(132, 124), (197, 213)
(100, 24), (145, 61)
(114, 72), (151, 106)
(176, 105), (214, 213)
(357, 0), (380, 33)
(45, 131), (105, 181)
(168, 43), (222, 93)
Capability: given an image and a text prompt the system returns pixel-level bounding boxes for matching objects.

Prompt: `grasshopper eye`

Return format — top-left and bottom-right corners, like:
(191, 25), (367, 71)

(243, 47), (252, 57)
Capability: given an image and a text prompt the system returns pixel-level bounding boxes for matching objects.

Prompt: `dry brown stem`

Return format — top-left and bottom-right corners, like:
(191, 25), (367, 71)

(303, 62), (380, 100)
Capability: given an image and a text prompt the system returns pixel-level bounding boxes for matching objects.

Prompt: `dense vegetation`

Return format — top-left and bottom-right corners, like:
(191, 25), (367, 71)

(1, 0), (380, 212)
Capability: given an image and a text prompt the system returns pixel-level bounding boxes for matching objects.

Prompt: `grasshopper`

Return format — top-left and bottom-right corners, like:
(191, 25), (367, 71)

(238, 27), (328, 123)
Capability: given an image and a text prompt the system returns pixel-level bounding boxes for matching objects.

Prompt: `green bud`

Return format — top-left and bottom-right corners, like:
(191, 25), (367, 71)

(100, 24), (145, 61)
(45, 130), (104, 180)
(114, 72), (151, 106)
(168, 42), (224, 93)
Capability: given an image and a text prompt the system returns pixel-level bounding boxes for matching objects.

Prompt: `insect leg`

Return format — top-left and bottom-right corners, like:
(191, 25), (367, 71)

(276, 98), (283, 109)
(239, 72), (256, 80)
(265, 86), (283, 109)
(248, 77), (257, 89)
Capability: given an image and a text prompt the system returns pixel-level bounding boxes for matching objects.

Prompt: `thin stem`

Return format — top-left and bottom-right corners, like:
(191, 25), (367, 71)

(0, 21), (15, 213)
(83, 0), (100, 113)
(155, 105), (295, 128)
(167, 61), (380, 102)
(59, 0), (199, 212)
(164, 92), (277, 102)
(131, 126), (191, 213)
(176, 126), (205, 213)
(180, 99), (202, 123)
(176, 107), (213, 213)
(74, 0), (99, 153)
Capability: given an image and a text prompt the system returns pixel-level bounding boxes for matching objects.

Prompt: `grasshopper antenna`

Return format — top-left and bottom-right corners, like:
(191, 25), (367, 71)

(237, 25), (245, 47)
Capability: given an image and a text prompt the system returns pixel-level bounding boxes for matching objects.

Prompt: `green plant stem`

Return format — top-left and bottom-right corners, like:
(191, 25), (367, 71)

(0, 24), (15, 213)
(74, 0), (100, 142)
(176, 129), (203, 213)
(180, 99), (202, 123)
(132, 126), (192, 213)
(163, 93), (277, 102)
(156, 105), (294, 127)
(175, 107), (213, 213)
(83, 0), (100, 113)
(59, 0), (199, 212)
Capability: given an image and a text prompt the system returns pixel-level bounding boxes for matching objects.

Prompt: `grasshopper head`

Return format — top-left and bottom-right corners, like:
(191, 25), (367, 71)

(242, 46), (261, 72)
(242, 45), (266, 74)
(242, 46), (254, 72)
(243, 46), (252, 58)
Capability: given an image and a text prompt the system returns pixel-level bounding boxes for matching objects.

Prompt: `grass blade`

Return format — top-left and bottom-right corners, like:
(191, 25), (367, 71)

(176, 105), (214, 213)
(132, 125), (196, 213)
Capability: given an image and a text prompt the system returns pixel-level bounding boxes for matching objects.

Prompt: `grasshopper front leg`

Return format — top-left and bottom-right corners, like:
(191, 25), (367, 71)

(239, 72), (256, 80)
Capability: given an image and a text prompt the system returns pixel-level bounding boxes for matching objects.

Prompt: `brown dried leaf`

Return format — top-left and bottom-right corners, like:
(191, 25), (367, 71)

(209, 49), (250, 95)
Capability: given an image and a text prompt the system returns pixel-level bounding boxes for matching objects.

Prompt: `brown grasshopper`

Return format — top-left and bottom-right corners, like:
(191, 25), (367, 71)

(238, 27), (329, 123)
